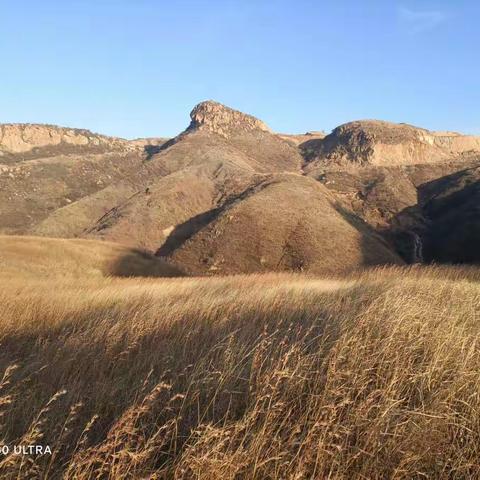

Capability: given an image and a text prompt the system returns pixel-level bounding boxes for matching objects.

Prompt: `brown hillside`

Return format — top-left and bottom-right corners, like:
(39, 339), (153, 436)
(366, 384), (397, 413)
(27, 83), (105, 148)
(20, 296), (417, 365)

(306, 157), (480, 230)
(0, 150), (151, 234)
(161, 173), (403, 275)
(44, 101), (303, 251)
(36, 101), (303, 251)
(82, 162), (259, 251)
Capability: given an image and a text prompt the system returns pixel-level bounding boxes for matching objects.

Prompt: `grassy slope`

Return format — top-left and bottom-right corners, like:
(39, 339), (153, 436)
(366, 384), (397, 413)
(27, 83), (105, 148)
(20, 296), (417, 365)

(0, 238), (480, 478)
(0, 235), (183, 279)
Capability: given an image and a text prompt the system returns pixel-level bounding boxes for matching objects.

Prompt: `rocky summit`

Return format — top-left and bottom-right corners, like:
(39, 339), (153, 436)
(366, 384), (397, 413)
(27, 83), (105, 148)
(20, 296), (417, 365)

(187, 100), (272, 137)
(1, 100), (480, 271)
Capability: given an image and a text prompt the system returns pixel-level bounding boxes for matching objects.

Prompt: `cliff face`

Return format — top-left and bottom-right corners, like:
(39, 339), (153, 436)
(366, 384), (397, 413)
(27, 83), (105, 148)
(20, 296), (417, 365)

(308, 120), (480, 167)
(187, 101), (272, 137)
(0, 124), (129, 154)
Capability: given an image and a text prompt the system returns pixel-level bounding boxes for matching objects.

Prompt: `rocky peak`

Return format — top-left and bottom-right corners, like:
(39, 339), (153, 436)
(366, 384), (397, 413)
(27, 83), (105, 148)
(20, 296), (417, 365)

(187, 101), (272, 137)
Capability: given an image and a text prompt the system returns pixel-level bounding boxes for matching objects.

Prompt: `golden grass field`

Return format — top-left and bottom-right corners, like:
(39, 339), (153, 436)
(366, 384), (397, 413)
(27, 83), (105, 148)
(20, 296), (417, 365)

(1, 236), (480, 478)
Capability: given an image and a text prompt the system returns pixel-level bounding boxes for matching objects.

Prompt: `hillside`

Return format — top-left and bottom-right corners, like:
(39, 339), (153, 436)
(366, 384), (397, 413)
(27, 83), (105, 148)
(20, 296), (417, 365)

(300, 120), (480, 265)
(162, 173), (402, 274)
(80, 162), (259, 251)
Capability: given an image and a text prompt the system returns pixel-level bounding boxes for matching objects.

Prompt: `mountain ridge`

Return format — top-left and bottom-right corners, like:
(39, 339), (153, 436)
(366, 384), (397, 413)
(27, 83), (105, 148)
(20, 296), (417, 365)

(1, 100), (480, 272)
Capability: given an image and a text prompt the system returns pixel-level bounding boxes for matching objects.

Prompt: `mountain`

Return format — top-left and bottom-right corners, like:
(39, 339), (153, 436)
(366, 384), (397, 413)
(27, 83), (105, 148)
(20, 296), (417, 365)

(1, 102), (480, 273)
(61, 101), (304, 251)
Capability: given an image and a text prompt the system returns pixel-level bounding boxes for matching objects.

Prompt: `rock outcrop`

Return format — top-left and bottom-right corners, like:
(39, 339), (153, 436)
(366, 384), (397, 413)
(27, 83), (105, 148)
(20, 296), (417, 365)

(186, 100), (272, 137)
(306, 120), (480, 167)
(0, 124), (130, 154)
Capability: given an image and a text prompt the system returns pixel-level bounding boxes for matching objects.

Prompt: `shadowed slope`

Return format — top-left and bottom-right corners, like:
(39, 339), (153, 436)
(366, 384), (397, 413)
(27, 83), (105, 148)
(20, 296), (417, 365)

(411, 166), (480, 263)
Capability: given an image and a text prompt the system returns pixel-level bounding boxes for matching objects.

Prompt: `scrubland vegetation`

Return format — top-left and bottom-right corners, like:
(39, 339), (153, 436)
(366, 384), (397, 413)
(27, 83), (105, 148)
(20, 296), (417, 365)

(1, 237), (480, 478)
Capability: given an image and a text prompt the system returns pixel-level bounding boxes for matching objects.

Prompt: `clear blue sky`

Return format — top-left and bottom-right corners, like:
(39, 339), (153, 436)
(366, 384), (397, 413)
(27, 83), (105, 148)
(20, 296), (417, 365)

(1, 0), (478, 138)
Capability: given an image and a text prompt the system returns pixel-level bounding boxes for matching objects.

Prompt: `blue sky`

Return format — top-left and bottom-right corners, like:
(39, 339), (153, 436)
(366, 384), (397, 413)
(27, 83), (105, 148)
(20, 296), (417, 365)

(1, 0), (478, 138)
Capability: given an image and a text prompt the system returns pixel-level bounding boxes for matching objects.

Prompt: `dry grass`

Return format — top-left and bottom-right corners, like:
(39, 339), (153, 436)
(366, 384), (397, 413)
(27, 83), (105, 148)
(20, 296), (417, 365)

(0, 235), (183, 279)
(0, 237), (480, 478)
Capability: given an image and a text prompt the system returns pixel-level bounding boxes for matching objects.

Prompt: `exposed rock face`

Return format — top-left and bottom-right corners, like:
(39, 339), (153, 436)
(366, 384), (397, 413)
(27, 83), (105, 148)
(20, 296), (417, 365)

(306, 120), (480, 167)
(187, 101), (272, 137)
(0, 124), (130, 154)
